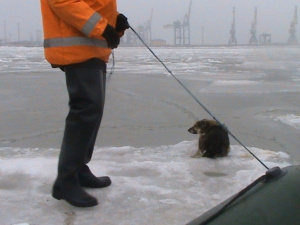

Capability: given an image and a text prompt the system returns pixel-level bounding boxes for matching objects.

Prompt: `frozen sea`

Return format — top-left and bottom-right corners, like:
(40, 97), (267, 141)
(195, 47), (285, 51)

(0, 46), (299, 225)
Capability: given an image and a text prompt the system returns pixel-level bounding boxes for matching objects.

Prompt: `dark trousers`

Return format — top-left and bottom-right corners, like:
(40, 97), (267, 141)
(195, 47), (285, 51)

(57, 66), (106, 179)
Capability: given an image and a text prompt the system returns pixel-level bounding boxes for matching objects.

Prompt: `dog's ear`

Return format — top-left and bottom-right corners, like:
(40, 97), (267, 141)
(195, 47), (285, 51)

(198, 119), (211, 133)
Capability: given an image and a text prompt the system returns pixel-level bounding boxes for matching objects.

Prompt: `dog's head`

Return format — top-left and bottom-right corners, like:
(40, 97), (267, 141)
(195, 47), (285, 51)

(188, 119), (218, 134)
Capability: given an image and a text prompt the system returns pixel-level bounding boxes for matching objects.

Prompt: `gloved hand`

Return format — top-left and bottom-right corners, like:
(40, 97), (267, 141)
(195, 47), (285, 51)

(102, 24), (120, 49)
(116, 14), (130, 32)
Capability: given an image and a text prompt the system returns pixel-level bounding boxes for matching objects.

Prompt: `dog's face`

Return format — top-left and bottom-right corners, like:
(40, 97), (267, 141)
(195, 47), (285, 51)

(188, 119), (217, 134)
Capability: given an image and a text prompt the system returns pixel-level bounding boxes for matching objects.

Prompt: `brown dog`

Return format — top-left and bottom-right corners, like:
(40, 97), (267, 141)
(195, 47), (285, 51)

(188, 119), (230, 158)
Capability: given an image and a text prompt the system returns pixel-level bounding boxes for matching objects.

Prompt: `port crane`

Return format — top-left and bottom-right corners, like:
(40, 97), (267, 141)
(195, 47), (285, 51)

(228, 7), (237, 46)
(288, 6), (298, 44)
(125, 9), (153, 46)
(249, 7), (258, 45)
(164, 0), (192, 46)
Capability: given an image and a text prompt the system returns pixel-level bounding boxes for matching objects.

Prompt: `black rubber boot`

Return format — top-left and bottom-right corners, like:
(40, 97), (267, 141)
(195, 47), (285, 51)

(52, 116), (99, 207)
(78, 165), (112, 188)
(52, 176), (98, 207)
(52, 65), (106, 207)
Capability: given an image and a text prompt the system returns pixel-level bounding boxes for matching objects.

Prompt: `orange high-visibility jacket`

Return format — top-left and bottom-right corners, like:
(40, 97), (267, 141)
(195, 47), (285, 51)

(40, 0), (119, 66)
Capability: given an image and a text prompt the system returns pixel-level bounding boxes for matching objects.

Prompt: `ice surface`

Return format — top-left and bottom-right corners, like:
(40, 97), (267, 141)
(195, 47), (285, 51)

(273, 114), (300, 130)
(0, 45), (299, 224)
(0, 142), (290, 225)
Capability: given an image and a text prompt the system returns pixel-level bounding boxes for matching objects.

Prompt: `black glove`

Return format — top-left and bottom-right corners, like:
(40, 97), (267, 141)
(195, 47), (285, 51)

(116, 14), (130, 32)
(102, 24), (120, 49)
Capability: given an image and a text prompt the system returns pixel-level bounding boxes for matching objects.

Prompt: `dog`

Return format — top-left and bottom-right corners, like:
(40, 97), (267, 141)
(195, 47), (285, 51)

(188, 119), (230, 158)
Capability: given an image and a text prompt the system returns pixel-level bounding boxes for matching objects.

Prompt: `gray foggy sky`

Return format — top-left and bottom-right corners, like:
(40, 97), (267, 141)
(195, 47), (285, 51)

(0, 0), (299, 45)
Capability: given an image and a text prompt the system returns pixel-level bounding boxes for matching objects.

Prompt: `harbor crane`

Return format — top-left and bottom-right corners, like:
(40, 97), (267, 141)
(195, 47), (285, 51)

(145, 8), (153, 45)
(288, 6), (298, 44)
(164, 0), (192, 46)
(182, 0), (192, 45)
(136, 8), (153, 45)
(164, 20), (182, 45)
(249, 7), (258, 45)
(125, 9), (153, 46)
(228, 7), (237, 46)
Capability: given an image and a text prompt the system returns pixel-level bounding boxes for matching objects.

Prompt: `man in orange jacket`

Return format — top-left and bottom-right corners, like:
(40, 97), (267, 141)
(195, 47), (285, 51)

(40, 0), (129, 207)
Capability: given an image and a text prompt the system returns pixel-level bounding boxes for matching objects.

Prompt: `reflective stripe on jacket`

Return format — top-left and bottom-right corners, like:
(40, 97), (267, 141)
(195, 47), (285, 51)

(40, 0), (118, 65)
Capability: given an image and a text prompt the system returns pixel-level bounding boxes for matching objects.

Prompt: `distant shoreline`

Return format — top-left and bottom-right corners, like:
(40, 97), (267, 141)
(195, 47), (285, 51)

(1, 41), (299, 48)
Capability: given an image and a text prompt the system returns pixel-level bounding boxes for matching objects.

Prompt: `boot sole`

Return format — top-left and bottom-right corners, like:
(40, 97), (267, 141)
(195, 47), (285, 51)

(52, 190), (98, 207)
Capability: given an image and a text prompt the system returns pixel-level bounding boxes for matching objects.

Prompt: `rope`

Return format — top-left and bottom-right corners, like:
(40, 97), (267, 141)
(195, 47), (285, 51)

(107, 50), (115, 80)
(130, 26), (269, 170)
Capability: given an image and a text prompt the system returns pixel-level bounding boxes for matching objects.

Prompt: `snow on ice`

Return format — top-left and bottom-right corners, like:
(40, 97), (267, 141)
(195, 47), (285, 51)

(0, 141), (290, 225)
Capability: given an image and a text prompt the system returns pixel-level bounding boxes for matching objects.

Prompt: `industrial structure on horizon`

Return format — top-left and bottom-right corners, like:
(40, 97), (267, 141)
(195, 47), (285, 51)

(122, 3), (298, 47)
(0, 2), (299, 47)
(228, 7), (238, 46)
(228, 6), (298, 46)
(123, 9), (153, 46)
(288, 6), (298, 44)
(163, 0), (192, 46)
(0, 20), (42, 47)
(249, 7), (258, 45)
